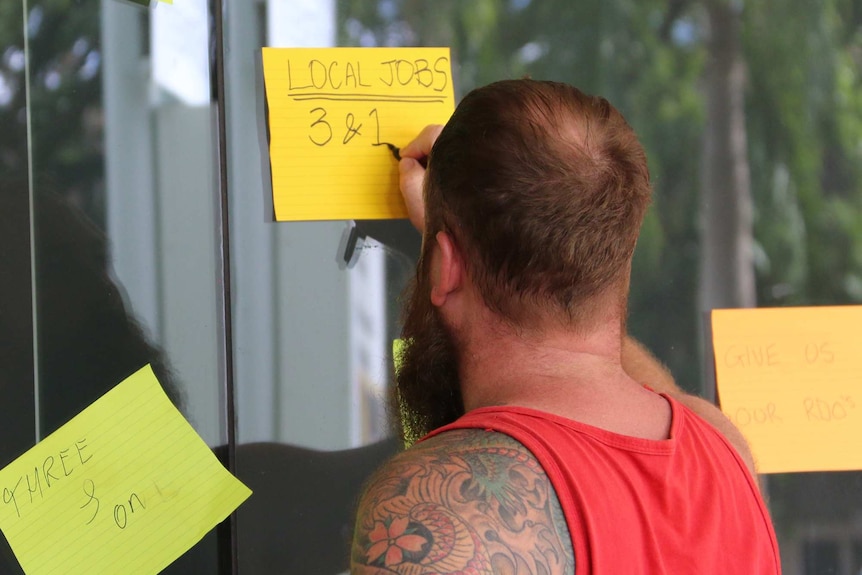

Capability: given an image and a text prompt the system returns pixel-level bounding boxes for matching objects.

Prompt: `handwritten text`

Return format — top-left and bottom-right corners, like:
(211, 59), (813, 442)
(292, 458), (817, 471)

(2, 437), (92, 518)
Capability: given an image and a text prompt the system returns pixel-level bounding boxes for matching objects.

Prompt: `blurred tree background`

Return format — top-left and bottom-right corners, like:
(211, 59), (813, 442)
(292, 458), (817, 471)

(3, 0), (859, 400)
(0, 0), (104, 227)
(337, 0), (862, 395)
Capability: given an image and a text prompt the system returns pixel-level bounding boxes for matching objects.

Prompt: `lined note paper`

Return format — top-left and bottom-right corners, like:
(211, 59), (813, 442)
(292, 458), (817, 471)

(0, 365), (251, 575)
(712, 306), (862, 474)
(261, 47), (456, 221)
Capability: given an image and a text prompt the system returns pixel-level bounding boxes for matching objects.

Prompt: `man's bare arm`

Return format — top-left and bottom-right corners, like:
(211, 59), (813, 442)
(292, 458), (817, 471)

(397, 124), (442, 233)
(351, 429), (575, 575)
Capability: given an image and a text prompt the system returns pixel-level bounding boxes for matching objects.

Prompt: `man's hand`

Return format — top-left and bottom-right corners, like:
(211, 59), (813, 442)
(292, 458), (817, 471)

(398, 124), (443, 233)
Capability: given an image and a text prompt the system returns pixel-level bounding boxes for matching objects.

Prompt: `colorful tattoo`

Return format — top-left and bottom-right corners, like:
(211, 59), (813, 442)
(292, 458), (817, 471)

(351, 429), (576, 574)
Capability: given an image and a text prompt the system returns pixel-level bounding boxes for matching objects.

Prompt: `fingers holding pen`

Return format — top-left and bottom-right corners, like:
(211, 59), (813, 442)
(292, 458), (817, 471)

(397, 125), (444, 234)
(400, 124), (444, 163)
(375, 125), (442, 233)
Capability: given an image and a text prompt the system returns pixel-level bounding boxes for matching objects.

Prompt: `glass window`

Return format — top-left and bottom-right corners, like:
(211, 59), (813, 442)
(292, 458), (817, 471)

(3, 0), (861, 573)
(0, 1), (36, 569)
(3, 0), (227, 571)
(225, 3), (412, 572)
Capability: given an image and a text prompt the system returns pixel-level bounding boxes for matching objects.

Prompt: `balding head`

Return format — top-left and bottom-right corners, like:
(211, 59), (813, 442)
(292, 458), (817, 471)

(423, 80), (651, 328)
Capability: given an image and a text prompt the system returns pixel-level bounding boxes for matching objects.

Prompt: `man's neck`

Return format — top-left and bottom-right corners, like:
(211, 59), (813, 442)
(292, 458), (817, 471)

(458, 314), (633, 411)
(456, 317), (673, 440)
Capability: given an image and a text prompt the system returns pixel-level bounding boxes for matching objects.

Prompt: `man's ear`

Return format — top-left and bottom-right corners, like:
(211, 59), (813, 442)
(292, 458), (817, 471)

(430, 231), (463, 307)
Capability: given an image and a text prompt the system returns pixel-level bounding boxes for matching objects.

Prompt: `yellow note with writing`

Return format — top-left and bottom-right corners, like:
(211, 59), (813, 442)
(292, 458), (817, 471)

(261, 47), (455, 221)
(712, 306), (862, 474)
(0, 365), (251, 575)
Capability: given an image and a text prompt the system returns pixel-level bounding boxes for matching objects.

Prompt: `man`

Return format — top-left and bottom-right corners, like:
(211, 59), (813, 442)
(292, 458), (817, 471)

(350, 80), (780, 574)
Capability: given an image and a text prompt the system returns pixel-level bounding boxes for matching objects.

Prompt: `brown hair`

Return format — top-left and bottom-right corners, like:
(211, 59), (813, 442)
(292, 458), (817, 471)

(424, 79), (651, 326)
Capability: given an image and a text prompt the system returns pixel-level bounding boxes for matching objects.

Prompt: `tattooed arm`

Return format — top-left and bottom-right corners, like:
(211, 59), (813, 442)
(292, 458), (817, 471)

(351, 429), (575, 575)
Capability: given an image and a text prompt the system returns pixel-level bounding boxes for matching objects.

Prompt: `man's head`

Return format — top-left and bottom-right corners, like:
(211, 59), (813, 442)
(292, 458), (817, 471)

(395, 79), (652, 443)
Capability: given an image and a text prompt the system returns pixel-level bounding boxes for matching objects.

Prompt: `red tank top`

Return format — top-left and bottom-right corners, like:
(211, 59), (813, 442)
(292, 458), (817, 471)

(424, 395), (781, 574)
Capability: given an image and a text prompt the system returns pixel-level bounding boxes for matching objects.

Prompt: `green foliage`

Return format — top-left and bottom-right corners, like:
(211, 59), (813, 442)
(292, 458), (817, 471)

(0, 1), (27, 176)
(0, 0), (105, 226)
(745, 0), (862, 307)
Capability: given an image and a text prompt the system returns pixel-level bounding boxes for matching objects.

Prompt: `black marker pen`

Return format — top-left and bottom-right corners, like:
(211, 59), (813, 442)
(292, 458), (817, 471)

(376, 142), (427, 167)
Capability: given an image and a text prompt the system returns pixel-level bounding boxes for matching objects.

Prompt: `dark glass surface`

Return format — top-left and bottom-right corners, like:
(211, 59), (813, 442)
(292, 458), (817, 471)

(4, 1), (861, 574)
(4, 0), (226, 572)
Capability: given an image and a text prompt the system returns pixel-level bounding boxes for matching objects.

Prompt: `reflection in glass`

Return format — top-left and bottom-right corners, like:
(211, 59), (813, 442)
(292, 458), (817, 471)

(4, 0), (225, 571)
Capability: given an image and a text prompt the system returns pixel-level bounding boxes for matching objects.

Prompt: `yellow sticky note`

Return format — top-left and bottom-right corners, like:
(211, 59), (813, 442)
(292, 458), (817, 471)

(0, 365), (251, 575)
(711, 306), (862, 474)
(261, 47), (455, 221)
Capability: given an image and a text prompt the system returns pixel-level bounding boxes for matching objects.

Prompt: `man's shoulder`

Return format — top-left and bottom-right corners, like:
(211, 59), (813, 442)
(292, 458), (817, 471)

(350, 429), (576, 574)
(409, 426), (537, 459)
(670, 393), (759, 478)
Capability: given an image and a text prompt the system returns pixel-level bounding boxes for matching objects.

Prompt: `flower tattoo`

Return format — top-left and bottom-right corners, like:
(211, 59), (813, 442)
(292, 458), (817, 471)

(367, 517), (428, 566)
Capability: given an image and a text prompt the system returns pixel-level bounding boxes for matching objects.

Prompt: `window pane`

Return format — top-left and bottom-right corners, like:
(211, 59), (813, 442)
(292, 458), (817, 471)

(11, 0), (228, 571)
(226, 2), (411, 572)
(0, 1), (35, 571)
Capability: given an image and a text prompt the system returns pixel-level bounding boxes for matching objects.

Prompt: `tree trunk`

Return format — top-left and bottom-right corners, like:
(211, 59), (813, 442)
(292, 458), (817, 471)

(699, 0), (756, 399)
(699, 0), (756, 313)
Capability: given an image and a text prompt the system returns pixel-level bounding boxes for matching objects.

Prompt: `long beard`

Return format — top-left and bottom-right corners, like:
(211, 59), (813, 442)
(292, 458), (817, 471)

(392, 262), (464, 445)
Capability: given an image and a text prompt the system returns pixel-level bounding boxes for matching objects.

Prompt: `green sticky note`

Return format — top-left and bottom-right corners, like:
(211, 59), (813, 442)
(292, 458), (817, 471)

(0, 365), (251, 575)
